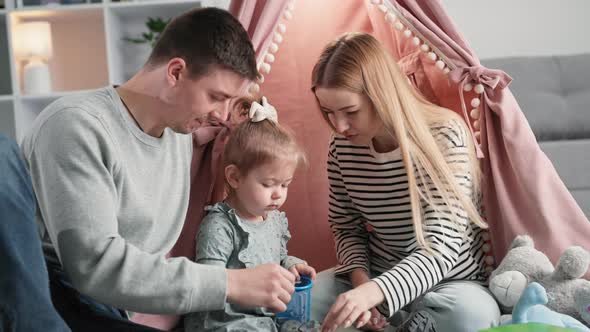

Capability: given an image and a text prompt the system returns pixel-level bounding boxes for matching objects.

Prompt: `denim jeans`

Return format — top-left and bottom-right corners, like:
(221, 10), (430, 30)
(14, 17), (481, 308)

(0, 135), (164, 332)
(0, 134), (70, 332)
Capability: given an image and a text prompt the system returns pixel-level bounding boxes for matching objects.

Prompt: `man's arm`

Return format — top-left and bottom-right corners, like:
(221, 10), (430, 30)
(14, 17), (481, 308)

(24, 109), (226, 315)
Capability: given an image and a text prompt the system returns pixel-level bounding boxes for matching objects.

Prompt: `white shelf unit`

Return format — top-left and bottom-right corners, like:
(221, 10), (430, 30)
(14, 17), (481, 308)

(0, 0), (230, 142)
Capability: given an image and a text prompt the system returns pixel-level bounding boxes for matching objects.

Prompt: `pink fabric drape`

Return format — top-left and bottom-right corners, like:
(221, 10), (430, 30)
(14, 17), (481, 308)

(389, 0), (590, 275)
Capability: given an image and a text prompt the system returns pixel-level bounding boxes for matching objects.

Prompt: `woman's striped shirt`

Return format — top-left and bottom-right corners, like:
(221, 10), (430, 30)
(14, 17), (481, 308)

(327, 119), (488, 317)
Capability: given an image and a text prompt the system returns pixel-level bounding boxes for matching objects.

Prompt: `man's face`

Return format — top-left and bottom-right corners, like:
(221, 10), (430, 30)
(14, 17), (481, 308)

(169, 67), (245, 134)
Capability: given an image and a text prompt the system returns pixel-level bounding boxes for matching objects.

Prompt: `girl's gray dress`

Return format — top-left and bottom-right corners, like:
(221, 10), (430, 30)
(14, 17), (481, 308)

(184, 202), (305, 332)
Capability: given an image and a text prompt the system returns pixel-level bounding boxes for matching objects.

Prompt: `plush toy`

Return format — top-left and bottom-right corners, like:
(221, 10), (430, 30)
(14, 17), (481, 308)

(489, 235), (590, 325)
(500, 282), (589, 331)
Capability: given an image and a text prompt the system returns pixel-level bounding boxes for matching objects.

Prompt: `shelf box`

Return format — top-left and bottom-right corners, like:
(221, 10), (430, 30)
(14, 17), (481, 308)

(0, 14), (12, 95)
(10, 8), (108, 95)
(20, 1), (102, 6)
(15, 92), (65, 140)
(105, 1), (200, 85)
(0, 99), (16, 139)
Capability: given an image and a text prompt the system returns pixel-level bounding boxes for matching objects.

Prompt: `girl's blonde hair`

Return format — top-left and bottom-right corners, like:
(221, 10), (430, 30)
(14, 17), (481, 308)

(311, 32), (486, 251)
(224, 98), (307, 180)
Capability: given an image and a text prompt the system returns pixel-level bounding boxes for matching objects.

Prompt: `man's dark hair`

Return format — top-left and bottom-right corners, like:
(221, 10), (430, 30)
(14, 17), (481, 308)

(147, 7), (258, 81)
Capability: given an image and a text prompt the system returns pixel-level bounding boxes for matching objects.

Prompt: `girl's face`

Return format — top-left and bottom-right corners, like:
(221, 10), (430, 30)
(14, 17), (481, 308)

(228, 158), (297, 220)
(315, 87), (384, 145)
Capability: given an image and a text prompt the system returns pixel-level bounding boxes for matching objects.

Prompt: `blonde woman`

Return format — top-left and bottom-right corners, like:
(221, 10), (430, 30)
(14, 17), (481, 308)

(310, 33), (500, 332)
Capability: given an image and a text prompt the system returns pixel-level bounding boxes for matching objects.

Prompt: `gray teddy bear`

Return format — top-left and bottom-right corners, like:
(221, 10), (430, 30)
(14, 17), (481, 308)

(489, 235), (590, 325)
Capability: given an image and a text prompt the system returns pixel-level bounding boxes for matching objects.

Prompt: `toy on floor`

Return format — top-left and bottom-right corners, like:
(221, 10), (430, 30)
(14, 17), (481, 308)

(489, 235), (590, 325)
(499, 282), (589, 331)
(279, 319), (321, 332)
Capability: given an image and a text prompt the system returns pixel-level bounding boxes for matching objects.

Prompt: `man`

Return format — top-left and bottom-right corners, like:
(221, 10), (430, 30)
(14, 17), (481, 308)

(20, 7), (295, 331)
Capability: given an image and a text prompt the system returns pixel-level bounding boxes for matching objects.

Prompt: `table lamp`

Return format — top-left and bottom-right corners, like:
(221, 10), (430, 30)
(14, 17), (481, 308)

(13, 21), (53, 95)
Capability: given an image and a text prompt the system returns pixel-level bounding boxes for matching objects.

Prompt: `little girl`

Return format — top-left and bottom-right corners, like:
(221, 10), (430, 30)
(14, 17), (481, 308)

(184, 97), (317, 332)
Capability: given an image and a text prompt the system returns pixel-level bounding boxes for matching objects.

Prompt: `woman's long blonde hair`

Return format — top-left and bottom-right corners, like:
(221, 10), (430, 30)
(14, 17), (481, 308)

(311, 32), (486, 251)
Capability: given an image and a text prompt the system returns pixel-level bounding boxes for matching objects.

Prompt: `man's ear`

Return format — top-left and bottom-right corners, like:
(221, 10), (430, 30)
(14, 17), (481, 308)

(225, 164), (241, 189)
(166, 57), (187, 87)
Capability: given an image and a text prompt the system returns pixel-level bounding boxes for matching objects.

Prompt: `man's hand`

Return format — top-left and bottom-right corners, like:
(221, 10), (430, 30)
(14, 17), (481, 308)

(288, 263), (317, 281)
(226, 263), (295, 313)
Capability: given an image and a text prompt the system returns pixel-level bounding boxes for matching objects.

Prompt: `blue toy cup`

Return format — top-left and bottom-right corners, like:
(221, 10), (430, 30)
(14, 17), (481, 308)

(276, 276), (313, 324)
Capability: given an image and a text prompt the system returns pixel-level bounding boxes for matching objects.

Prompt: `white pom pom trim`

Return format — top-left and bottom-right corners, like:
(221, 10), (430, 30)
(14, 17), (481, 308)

(427, 52), (437, 61)
(420, 44), (430, 52)
(463, 83), (473, 92)
(435, 60), (445, 69)
(248, 83), (260, 94)
(268, 43), (279, 53)
(474, 83), (485, 94)
(265, 53), (275, 63)
(385, 12), (397, 23)
(277, 23), (286, 34)
(470, 108), (480, 120)
(471, 98), (481, 108)
(273, 33), (283, 44)
(283, 10), (293, 20)
(259, 62), (271, 74)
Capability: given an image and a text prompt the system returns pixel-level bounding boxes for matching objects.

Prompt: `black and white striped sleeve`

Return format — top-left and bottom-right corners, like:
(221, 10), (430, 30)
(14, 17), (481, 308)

(327, 137), (370, 275)
(372, 120), (474, 317)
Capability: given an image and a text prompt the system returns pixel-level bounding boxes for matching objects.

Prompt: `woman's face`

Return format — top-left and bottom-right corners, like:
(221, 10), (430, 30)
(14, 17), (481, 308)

(315, 87), (383, 145)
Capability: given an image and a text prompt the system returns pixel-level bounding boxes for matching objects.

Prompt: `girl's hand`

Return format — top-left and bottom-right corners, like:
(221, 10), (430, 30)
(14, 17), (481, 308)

(320, 281), (385, 332)
(289, 263), (317, 281)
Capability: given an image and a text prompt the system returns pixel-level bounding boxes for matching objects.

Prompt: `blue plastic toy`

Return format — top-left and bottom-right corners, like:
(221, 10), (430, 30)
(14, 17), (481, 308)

(502, 282), (590, 332)
(276, 276), (313, 324)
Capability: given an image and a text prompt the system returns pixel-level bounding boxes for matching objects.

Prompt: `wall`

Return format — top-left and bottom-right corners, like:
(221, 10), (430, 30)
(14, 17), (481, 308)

(444, 0), (590, 60)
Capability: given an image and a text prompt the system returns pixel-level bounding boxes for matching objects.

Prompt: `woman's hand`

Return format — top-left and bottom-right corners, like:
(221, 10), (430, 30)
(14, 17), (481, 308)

(321, 281), (385, 332)
(289, 263), (317, 281)
(226, 263), (295, 313)
(348, 270), (389, 330)
(361, 307), (389, 331)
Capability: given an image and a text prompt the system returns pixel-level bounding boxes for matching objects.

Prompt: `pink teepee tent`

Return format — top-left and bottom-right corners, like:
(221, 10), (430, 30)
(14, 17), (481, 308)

(132, 0), (590, 329)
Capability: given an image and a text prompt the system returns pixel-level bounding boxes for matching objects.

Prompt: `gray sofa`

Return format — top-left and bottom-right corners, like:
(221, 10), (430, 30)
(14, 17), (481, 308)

(485, 54), (590, 218)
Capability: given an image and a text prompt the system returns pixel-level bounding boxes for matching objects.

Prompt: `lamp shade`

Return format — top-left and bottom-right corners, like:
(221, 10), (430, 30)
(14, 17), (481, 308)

(13, 22), (53, 59)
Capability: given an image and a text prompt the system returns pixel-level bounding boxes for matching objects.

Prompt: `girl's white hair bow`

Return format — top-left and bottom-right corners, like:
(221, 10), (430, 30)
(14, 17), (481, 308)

(249, 96), (278, 123)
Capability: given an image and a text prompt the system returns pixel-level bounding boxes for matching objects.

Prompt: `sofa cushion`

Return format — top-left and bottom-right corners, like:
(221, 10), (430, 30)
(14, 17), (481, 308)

(539, 139), (590, 218)
(485, 54), (590, 142)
